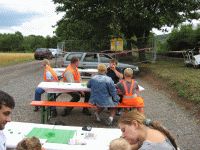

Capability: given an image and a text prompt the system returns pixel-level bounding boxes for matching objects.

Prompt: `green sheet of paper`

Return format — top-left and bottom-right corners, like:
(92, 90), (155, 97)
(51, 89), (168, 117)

(26, 127), (76, 144)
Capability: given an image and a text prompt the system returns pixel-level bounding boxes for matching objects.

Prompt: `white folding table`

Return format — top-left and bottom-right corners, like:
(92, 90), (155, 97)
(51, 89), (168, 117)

(37, 82), (145, 94)
(4, 121), (121, 150)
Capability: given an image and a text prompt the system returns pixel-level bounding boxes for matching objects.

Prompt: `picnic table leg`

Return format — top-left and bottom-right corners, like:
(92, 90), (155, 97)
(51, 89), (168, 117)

(47, 93), (57, 118)
(47, 93), (53, 120)
(41, 106), (46, 124)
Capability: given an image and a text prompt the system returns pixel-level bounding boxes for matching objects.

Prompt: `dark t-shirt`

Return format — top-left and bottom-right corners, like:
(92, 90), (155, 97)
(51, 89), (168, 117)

(106, 67), (122, 84)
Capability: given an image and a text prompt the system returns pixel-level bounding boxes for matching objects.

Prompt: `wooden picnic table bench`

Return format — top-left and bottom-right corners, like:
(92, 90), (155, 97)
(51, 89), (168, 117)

(31, 100), (143, 124)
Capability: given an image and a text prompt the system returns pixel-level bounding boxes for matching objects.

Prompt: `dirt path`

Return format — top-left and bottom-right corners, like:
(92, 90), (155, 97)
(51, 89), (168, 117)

(0, 60), (199, 150)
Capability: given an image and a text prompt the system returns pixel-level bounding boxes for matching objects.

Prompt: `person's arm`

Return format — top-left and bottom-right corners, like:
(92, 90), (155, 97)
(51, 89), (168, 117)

(64, 71), (75, 83)
(107, 79), (120, 102)
(87, 79), (91, 88)
(112, 67), (123, 79)
(45, 72), (57, 82)
(116, 82), (124, 95)
(134, 81), (139, 96)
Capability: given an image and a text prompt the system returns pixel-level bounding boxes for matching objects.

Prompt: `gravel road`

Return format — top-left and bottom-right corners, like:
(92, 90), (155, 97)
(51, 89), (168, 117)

(0, 60), (199, 150)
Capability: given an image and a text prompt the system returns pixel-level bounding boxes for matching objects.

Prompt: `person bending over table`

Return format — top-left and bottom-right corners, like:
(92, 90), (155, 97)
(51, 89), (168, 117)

(87, 63), (120, 126)
(34, 59), (59, 117)
(116, 68), (144, 113)
(0, 90), (15, 150)
(118, 110), (178, 150)
(61, 56), (91, 116)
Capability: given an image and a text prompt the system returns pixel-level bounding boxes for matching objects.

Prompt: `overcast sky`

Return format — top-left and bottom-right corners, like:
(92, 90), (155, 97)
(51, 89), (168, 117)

(0, 0), (199, 37)
(0, 0), (64, 37)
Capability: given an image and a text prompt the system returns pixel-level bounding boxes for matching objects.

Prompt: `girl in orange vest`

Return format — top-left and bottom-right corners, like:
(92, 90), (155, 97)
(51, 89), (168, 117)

(116, 68), (144, 112)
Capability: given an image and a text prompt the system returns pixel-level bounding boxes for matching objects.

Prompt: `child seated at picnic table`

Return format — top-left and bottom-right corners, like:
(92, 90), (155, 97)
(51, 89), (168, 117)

(16, 136), (45, 150)
(116, 68), (144, 113)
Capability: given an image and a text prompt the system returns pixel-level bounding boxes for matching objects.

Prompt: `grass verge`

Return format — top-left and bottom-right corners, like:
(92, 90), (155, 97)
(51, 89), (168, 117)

(140, 60), (200, 104)
(0, 53), (34, 67)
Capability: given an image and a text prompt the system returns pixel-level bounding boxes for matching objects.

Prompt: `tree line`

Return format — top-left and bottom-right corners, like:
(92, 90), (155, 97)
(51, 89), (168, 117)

(0, 31), (58, 52)
(157, 24), (200, 53)
(52, 0), (199, 59)
(0, 0), (199, 55)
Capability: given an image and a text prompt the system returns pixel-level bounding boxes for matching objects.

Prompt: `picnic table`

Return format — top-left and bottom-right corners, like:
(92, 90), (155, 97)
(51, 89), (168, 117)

(4, 121), (121, 150)
(37, 81), (145, 94)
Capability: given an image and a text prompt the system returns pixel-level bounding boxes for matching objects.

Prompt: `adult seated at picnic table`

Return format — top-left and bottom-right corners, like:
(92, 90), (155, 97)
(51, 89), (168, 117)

(106, 58), (123, 84)
(34, 59), (59, 117)
(106, 58), (123, 115)
(61, 56), (91, 116)
(87, 63), (120, 126)
(116, 68), (144, 113)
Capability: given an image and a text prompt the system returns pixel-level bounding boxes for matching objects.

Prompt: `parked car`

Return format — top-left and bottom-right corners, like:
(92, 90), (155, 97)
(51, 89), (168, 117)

(62, 52), (139, 73)
(34, 48), (53, 60)
(49, 48), (63, 57)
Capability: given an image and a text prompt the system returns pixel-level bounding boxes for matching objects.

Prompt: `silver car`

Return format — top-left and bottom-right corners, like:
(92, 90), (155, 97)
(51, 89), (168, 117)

(62, 52), (139, 73)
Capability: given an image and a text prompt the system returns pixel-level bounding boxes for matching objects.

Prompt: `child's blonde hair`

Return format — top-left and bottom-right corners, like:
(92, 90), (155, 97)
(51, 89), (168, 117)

(16, 136), (42, 150)
(97, 63), (107, 74)
(109, 138), (132, 150)
(42, 59), (50, 66)
(124, 68), (133, 78)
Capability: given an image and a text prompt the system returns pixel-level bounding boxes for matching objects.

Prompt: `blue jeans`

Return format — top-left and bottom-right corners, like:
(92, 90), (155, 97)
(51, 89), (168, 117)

(35, 87), (45, 101)
(34, 87), (56, 110)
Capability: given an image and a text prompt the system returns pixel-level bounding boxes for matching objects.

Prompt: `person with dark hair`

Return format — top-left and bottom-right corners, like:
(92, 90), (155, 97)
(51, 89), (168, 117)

(118, 110), (178, 150)
(107, 58), (123, 115)
(107, 58), (123, 84)
(34, 59), (59, 117)
(0, 90), (15, 150)
(62, 56), (91, 116)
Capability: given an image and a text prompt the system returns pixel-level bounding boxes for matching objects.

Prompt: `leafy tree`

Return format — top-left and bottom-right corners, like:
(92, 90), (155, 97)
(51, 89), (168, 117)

(166, 24), (199, 51)
(0, 32), (58, 52)
(0, 32), (23, 51)
(22, 35), (46, 52)
(53, 0), (200, 59)
(45, 35), (58, 48)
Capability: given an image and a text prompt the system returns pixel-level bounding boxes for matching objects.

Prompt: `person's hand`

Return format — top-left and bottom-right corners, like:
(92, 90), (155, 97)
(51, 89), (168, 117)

(110, 64), (116, 71)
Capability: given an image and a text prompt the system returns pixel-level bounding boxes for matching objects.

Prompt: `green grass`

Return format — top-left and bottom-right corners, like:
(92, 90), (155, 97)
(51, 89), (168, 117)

(141, 60), (200, 103)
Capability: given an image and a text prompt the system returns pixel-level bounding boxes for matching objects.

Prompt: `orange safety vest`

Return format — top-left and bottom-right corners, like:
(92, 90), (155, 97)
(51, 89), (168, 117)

(121, 79), (144, 107)
(43, 65), (58, 81)
(62, 64), (81, 82)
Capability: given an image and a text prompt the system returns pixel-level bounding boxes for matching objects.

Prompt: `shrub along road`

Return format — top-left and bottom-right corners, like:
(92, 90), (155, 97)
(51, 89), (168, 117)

(0, 60), (199, 150)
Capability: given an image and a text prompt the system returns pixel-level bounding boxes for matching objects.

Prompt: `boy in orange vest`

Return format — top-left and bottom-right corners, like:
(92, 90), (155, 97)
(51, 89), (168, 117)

(61, 57), (91, 116)
(116, 68), (144, 112)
